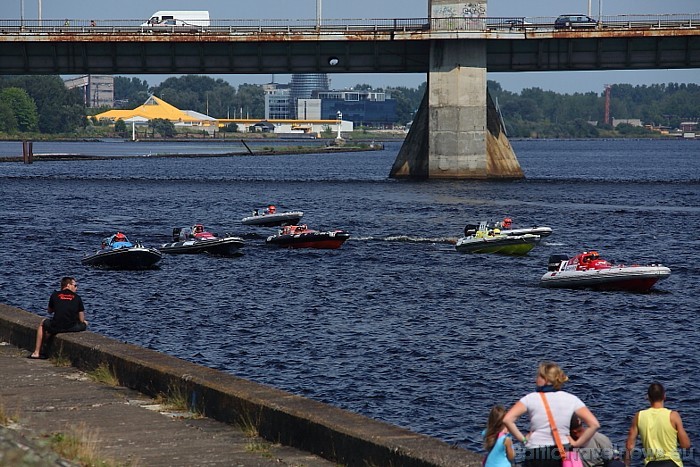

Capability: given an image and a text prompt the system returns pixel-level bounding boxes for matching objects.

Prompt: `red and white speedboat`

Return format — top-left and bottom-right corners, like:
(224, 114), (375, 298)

(266, 224), (350, 249)
(541, 251), (671, 292)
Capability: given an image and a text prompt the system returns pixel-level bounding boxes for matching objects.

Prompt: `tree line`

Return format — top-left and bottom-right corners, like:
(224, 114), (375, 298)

(0, 74), (698, 138)
(0, 76), (85, 133)
(489, 81), (700, 138)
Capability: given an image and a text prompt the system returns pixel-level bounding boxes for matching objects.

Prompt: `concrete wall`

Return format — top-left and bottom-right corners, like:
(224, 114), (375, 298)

(0, 303), (482, 467)
(429, 39), (489, 178)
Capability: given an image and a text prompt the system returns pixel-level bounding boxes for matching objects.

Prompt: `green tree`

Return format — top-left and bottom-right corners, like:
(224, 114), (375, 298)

(114, 77), (150, 107)
(222, 122), (238, 133)
(233, 83), (265, 119)
(0, 99), (18, 132)
(114, 118), (127, 134)
(149, 118), (176, 137)
(386, 82), (426, 125)
(0, 87), (38, 132)
(1, 76), (84, 133)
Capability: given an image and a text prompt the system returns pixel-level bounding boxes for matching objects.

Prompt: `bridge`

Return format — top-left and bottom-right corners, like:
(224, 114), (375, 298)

(2, 1), (699, 180)
(1, 15), (698, 74)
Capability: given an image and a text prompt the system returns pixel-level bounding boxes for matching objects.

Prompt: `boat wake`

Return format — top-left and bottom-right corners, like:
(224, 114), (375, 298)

(354, 235), (458, 245)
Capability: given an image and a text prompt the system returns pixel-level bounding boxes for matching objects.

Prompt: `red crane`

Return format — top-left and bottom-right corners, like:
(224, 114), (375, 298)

(604, 85), (612, 125)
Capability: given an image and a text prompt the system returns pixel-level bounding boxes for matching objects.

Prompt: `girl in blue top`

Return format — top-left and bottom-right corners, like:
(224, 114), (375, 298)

(484, 405), (515, 467)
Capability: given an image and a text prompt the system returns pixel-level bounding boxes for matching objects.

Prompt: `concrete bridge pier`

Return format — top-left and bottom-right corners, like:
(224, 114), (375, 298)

(391, 0), (523, 180)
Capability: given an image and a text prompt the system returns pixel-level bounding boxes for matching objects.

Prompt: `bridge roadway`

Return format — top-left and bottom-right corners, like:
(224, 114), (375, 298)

(1, 15), (699, 75)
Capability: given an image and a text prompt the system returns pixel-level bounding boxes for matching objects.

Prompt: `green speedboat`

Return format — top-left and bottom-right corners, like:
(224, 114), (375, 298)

(455, 221), (540, 255)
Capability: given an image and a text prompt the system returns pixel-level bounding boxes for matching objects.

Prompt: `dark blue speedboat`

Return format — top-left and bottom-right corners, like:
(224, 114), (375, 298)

(82, 232), (162, 269)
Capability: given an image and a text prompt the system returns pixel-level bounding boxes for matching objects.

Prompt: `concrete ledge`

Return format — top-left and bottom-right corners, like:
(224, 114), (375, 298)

(0, 303), (481, 467)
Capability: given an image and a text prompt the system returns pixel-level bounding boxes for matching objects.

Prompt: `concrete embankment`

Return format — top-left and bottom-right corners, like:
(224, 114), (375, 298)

(0, 303), (481, 467)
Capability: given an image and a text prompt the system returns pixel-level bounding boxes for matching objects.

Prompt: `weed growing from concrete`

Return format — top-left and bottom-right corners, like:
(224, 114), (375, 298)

(154, 384), (203, 419)
(245, 440), (273, 458)
(49, 345), (71, 367)
(49, 423), (104, 465)
(237, 407), (262, 438)
(87, 363), (119, 386)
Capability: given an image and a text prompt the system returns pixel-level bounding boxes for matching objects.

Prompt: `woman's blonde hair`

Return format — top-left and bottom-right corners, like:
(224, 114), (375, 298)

(484, 405), (506, 451)
(538, 361), (568, 390)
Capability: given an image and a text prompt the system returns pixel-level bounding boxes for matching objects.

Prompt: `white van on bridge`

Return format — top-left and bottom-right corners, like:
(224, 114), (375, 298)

(141, 11), (210, 32)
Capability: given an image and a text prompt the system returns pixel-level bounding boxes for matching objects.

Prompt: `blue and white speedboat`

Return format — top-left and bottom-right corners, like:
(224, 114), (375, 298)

(82, 232), (162, 269)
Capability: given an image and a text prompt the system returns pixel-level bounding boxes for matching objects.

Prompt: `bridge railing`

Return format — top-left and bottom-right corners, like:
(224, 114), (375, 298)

(0, 14), (698, 35)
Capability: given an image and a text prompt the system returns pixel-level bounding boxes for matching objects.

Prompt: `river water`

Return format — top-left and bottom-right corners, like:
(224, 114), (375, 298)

(1, 138), (698, 464)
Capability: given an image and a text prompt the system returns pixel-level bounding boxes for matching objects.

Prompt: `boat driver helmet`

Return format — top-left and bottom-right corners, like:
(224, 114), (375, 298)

(268, 205), (276, 214)
(115, 232), (126, 241)
(193, 224), (204, 233)
(502, 217), (513, 228)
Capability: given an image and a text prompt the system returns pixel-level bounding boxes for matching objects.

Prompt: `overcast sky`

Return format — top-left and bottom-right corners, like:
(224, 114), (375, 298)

(7, 0), (700, 94)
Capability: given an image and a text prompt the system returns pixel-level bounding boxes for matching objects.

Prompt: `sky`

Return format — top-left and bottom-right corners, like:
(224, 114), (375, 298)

(6, 0), (700, 95)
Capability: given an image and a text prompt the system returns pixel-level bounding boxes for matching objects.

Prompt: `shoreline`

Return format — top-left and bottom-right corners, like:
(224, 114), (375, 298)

(0, 143), (386, 162)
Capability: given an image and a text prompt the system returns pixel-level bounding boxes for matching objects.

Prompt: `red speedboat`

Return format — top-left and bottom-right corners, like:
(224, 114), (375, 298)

(541, 251), (671, 292)
(266, 224), (350, 249)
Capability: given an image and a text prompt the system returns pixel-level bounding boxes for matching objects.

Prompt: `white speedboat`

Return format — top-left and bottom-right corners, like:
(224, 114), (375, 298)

(541, 251), (671, 292)
(456, 221), (540, 255)
(465, 218), (552, 238)
(241, 205), (303, 227)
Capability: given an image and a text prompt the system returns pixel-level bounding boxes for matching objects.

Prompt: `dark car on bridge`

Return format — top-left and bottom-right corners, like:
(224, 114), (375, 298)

(554, 14), (599, 29)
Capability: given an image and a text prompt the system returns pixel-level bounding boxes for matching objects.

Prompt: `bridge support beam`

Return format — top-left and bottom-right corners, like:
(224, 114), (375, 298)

(391, 0), (523, 180)
(391, 40), (523, 180)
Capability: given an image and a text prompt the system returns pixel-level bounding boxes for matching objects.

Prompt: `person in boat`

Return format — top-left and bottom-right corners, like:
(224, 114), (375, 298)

(191, 224), (205, 238)
(266, 205), (277, 215)
(30, 277), (88, 359)
(625, 382), (691, 467)
(503, 361), (600, 467)
(110, 232), (132, 249)
(252, 209), (260, 216)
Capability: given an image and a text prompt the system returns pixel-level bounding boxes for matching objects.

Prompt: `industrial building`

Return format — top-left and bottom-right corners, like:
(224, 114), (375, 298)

(64, 75), (114, 108)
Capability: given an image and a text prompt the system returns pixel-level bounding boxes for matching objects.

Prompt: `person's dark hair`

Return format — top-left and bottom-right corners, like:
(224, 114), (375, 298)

(484, 405), (507, 451)
(60, 276), (75, 288)
(648, 382), (665, 403)
(570, 414), (583, 431)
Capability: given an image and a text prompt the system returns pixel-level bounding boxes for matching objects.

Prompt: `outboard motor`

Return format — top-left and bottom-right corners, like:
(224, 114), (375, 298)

(172, 227), (182, 242)
(547, 254), (570, 271)
(464, 224), (479, 236)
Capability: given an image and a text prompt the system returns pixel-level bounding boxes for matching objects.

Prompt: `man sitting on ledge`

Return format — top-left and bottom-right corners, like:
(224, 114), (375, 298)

(29, 276), (88, 359)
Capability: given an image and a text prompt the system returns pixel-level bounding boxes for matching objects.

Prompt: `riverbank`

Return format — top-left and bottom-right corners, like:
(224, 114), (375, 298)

(0, 303), (481, 467)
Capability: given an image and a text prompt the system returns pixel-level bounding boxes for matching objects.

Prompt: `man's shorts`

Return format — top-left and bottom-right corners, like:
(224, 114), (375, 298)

(42, 319), (86, 335)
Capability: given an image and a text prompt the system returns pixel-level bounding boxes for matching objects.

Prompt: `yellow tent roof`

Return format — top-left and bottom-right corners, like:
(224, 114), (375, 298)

(96, 95), (202, 123)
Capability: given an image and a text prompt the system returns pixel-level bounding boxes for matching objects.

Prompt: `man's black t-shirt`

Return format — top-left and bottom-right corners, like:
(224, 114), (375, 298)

(48, 289), (85, 330)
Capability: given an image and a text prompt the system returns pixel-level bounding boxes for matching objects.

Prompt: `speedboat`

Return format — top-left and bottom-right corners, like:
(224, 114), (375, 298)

(82, 232), (162, 269)
(541, 251), (671, 292)
(465, 217), (552, 238)
(159, 224), (244, 255)
(266, 224), (350, 249)
(456, 221), (540, 255)
(241, 205), (304, 227)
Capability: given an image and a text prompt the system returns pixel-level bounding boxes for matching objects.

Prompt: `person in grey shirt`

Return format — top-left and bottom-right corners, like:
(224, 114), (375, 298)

(570, 414), (616, 467)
